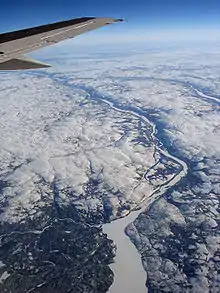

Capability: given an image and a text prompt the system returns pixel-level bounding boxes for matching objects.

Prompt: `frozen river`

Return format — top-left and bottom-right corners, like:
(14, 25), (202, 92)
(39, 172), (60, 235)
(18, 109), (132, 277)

(101, 96), (188, 293)
(103, 208), (147, 293)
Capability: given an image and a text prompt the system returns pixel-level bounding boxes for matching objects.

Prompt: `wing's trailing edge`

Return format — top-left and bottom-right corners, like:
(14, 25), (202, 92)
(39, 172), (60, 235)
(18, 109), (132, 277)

(0, 55), (51, 70)
(0, 17), (123, 70)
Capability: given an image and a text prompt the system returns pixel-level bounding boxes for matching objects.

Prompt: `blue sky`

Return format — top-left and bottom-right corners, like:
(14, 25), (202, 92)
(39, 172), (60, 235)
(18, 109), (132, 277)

(0, 0), (219, 42)
(0, 0), (219, 30)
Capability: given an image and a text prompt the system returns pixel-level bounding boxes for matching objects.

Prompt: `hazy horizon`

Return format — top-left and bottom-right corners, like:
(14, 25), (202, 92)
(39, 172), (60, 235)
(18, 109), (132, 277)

(0, 0), (219, 44)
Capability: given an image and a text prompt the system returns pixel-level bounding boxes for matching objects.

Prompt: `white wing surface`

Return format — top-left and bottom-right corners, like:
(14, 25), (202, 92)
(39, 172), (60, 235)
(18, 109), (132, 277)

(0, 17), (122, 70)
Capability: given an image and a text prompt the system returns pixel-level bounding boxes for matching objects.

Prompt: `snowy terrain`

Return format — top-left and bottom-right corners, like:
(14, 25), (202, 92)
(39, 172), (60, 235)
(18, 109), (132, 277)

(0, 42), (219, 292)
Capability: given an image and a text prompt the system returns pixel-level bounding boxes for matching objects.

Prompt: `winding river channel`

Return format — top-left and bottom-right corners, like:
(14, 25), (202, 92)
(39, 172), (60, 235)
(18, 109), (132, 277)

(98, 97), (188, 293)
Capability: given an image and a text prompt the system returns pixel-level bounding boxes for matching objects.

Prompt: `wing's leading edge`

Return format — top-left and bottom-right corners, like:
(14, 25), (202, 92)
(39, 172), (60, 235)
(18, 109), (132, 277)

(0, 17), (122, 70)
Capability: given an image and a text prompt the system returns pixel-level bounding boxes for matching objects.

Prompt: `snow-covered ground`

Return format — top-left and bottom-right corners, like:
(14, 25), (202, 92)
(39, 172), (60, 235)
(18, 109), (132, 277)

(0, 41), (219, 292)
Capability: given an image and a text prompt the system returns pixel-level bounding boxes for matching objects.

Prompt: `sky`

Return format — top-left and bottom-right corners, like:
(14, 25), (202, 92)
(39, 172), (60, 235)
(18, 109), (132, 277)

(0, 0), (220, 42)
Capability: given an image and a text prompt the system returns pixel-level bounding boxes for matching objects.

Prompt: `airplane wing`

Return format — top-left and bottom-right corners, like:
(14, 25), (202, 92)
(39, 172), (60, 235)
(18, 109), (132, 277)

(0, 17), (122, 70)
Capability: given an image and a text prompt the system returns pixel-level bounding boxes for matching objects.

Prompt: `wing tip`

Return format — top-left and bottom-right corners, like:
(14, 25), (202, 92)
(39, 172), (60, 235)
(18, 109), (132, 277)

(104, 18), (124, 25)
(115, 18), (124, 22)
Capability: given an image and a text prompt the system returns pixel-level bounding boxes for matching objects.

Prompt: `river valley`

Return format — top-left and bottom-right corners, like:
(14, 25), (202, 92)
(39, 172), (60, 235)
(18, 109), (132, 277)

(96, 93), (189, 293)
